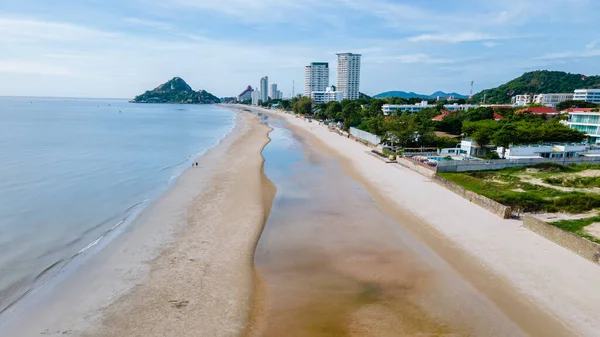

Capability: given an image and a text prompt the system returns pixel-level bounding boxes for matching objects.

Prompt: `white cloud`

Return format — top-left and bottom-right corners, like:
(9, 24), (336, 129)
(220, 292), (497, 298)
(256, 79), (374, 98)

(537, 49), (600, 60)
(0, 17), (115, 43)
(367, 54), (455, 65)
(482, 41), (500, 48)
(586, 39), (600, 50)
(122, 17), (172, 31)
(408, 32), (494, 43)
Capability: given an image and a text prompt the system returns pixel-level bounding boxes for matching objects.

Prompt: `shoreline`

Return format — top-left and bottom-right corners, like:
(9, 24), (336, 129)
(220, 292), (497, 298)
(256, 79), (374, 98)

(249, 105), (600, 336)
(80, 109), (274, 336)
(1, 108), (273, 336)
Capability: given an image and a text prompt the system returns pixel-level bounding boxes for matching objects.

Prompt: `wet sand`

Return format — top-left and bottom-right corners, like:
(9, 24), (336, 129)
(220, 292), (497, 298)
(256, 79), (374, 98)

(247, 118), (529, 336)
(254, 107), (600, 336)
(0, 110), (274, 337)
(81, 112), (274, 336)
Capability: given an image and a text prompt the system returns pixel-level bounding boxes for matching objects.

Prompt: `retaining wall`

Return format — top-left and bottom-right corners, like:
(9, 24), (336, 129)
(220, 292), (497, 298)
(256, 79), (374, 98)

(436, 156), (600, 173)
(431, 175), (512, 219)
(523, 215), (600, 265)
(396, 158), (436, 178)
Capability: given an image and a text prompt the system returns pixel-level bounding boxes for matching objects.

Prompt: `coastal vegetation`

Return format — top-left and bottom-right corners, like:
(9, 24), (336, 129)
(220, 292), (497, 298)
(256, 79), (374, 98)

(131, 77), (220, 104)
(439, 162), (600, 216)
(254, 94), (586, 153)
(471, 70), (600, 104)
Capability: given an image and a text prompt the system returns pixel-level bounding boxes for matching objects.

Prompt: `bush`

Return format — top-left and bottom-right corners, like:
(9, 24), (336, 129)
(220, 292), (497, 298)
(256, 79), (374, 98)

(496, 193), (550, 212)
(553, 194), (600, 213)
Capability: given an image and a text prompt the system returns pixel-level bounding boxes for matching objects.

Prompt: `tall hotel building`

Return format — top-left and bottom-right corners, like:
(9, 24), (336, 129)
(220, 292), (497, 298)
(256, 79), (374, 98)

(260, 76), (269, 102)
(304, 62), (329, 97)
(336, 53), (361, 100)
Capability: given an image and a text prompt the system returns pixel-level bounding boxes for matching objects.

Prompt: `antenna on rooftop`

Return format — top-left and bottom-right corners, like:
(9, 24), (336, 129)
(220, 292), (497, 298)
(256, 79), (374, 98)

(469, 81), (474, 99)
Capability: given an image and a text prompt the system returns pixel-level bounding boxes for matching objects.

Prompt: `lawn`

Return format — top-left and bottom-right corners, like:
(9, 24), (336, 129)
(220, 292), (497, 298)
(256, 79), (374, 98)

(438, 163), (600, 214)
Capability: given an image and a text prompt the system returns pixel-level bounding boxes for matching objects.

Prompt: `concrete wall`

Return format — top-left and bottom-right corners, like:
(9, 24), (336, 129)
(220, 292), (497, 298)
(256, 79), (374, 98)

(437, 156), (600, 173)
(396, 158), (436, 178)
(431, 175), (512, 219)
(349, 127), (381, 146)
(523, 215), (600, 265)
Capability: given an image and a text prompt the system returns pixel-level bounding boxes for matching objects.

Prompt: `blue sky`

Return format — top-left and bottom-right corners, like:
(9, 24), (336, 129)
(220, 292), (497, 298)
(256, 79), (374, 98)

(1, 0), (599, 98)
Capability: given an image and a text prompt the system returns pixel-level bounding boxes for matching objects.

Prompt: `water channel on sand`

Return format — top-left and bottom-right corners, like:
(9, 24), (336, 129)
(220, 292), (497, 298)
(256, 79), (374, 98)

(251, 118), (534, 337)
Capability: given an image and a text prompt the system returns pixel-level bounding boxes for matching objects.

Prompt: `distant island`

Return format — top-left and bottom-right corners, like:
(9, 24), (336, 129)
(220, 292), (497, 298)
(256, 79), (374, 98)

(374, 91), (468, 100)
(131, 77), (220, 104)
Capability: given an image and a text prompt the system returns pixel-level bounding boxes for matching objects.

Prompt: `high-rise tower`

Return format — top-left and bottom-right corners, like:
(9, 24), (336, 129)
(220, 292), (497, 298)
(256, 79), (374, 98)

(336, 53), (361, 100)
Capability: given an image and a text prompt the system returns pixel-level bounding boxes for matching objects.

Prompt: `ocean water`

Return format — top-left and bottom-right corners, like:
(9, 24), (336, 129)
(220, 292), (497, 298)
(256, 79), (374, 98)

(0, 97), (234, 313)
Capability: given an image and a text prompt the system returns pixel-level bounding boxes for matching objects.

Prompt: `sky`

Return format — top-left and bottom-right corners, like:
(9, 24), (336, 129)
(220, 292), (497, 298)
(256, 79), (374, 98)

(1, 0), (599, 98)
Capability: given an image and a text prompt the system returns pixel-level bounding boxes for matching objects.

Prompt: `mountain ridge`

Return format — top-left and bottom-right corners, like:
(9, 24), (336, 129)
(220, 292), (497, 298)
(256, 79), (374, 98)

(374, 91), (468, 100)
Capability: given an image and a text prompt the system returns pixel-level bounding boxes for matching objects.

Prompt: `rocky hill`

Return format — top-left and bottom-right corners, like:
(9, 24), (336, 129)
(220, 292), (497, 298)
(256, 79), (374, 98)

(471, 71), (600, 104)
(131, 77), (220, 104)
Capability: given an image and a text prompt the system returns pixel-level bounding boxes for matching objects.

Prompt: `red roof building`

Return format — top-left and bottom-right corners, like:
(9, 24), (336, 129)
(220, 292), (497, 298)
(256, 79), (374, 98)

(515, 107), (559, 115)
(493, 113), (504, 120)
(560, 108), (596, 113)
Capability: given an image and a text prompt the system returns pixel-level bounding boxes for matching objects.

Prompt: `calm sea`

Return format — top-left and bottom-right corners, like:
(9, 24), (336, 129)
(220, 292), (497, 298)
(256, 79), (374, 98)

(0, 97), (234, 313)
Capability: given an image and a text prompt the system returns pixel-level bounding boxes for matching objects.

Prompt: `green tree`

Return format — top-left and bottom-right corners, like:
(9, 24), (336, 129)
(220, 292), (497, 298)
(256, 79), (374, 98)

(341, 101), (363, 130)
(436, 117), (462, 135)
(492, 124), (518, 157)
(462, 120), (501, 146)
(324, 101), (343, 121)
(381, 115), (419, 148)
(293, 96), (313, 115)
(556, 100), (598, 111)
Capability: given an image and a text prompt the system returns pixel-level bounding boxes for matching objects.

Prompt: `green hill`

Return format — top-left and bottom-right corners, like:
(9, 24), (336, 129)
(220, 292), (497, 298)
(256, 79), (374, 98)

(471, 71), (600, 104)
(131, 77), (220, 104)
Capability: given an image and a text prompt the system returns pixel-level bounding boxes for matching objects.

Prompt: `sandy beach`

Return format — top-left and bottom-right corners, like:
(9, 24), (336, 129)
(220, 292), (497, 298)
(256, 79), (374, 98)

(0, 109), (273, 337)
(253, 106), (600, 336)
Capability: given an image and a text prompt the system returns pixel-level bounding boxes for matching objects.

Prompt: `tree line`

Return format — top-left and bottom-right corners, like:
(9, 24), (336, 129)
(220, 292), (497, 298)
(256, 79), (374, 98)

(244, 96), (588, 154)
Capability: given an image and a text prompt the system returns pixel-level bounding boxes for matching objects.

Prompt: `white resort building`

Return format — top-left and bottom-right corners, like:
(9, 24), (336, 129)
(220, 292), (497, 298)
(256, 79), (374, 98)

(382, 102), (478, 115)
(336, 53), (361, 100)
(304, 62), (329, 97)
(574, 89), (600, 103)
(512, 93), (573, 107)
(311, 85), (344, 104)
(566, 108), (600, 144)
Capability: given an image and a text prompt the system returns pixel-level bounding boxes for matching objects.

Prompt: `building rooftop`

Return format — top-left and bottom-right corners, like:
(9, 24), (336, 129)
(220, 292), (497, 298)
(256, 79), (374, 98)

(515, 107), (559, 115)
(238, 85), (254, 97)
(561, 108), (598, 113)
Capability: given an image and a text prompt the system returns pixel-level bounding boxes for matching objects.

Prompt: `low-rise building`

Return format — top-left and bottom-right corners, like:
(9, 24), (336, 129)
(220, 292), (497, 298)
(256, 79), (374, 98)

(566, 109), (600, 143)
(496, 144), (587, 159)
(460, 139), (497, 157)
(311, 85), (344, 104)
(534, 93), (574, 107)
(512, 93), (573, 107)
(574, 89), (600, 103)
(512, 95), (533, 106)
(382, 102), (477, 115)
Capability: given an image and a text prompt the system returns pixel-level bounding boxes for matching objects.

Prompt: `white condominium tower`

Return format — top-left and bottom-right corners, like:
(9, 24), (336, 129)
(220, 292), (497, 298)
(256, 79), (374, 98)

(336, 53), (361, 100)
(260, 76), (269, 102)
(269, 82), (278, 100)
(304, 62), (329, 97)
